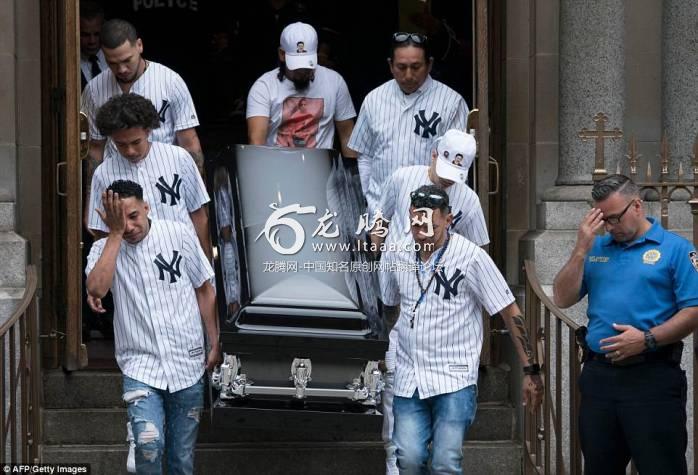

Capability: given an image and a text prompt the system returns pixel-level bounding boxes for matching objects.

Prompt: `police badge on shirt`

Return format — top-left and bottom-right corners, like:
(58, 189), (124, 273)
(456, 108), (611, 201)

(689, 251), (698, 272)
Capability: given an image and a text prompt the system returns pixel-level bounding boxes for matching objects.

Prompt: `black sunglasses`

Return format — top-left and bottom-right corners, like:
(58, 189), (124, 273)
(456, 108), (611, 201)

(410, 191), (449, 210)
(392, 32), (428, 45)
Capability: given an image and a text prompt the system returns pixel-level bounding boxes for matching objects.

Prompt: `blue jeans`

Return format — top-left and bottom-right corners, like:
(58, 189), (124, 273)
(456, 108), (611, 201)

(393, 385), (477, 475)
(382, 372), (398, 475)
(123, 375), (204, 475)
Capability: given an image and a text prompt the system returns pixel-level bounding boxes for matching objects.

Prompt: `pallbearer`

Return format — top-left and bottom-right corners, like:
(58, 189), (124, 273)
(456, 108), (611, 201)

(86, 180), (219, 475)
(382, 185), (543, 474)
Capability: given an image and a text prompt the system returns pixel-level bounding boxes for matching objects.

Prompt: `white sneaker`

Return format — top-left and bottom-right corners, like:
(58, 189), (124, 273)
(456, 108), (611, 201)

(126, 421), (136, 473)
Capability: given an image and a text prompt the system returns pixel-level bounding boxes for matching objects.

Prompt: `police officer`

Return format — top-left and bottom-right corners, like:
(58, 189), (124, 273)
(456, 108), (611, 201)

(553, 174), (698, 475)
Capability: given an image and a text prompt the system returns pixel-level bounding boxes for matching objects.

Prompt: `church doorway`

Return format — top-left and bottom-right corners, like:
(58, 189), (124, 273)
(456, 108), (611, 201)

(41, 0), (505, 369)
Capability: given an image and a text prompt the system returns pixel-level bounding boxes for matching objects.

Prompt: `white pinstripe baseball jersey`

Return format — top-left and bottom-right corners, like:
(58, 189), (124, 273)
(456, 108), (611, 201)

(379, 165), (489, 371)
(85, 219), (215, 392)
(379, 165), (489, 247)
(381, 233), (514, 398)
(348, 76), (468, 216)
(87, 141), (209, 233)
(246, 65), (356, 150)
(81, 60), (199, 146)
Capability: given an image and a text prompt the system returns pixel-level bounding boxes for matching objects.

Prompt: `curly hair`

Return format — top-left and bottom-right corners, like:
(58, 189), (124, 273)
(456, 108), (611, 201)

(106, 179), (143, 200)
(95, 93), (160, 136)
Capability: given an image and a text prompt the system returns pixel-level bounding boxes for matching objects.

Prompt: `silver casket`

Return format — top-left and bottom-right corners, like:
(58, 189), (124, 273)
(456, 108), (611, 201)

(208, 145), (387, 430)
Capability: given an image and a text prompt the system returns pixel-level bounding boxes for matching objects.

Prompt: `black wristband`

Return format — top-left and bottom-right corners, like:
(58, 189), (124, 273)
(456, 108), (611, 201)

(523, 363), (540, 376)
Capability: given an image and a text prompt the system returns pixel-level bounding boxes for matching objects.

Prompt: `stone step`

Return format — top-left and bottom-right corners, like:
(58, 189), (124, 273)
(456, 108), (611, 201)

(0, 202), (14, 232)
(0, 232), (26, 287)
(42, 403), (514, 445)
(41, 440), (522, 475)
(43, 365), (512, 409)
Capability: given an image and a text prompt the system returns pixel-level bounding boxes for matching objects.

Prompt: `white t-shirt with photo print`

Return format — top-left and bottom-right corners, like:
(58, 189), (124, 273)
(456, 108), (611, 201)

(246, 65), (356, 150)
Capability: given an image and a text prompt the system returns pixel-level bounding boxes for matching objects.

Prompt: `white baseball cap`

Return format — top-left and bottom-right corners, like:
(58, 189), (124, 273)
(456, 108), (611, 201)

(434, 129), (477, 184)
(280, 22), (318, 70)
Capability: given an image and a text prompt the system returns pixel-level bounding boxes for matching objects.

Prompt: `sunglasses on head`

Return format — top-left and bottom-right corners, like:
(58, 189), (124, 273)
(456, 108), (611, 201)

(410, 191), (449, 210)
(392, 32), (428, 45)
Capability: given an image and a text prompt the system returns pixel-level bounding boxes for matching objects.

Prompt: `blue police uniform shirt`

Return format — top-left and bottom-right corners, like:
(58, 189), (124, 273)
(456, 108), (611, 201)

(580, 217), (698, 353)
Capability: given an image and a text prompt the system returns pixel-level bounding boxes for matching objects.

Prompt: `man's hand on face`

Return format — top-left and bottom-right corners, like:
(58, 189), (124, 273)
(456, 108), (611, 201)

(96, 190), (127, 236)
(575, 207), (604, 255)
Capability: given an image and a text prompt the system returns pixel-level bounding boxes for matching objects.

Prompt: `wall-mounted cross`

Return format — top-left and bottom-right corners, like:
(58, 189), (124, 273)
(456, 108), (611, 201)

(578, 112), (623, 181)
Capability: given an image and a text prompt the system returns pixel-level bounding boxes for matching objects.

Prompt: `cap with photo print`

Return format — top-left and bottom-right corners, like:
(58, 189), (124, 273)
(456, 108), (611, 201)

(434, 129), (477, 184)
(280, 22), (318, 70)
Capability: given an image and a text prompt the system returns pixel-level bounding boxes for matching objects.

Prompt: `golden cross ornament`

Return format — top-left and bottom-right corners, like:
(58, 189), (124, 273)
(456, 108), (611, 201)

(578, 112), (623, 181)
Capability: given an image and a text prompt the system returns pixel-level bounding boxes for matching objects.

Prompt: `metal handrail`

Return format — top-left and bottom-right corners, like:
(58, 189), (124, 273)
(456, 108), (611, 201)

(523, 259), (583, 475)
(0, 266), (41, 463)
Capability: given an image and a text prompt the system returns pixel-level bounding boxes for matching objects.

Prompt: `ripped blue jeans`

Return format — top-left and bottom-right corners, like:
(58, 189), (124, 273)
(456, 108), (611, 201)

(123, 375), (204, 475)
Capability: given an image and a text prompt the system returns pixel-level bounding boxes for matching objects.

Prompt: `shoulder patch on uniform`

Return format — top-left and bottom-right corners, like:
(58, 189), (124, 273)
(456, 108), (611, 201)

(689, 251), (698, 272)
(642, 249), (661, 265)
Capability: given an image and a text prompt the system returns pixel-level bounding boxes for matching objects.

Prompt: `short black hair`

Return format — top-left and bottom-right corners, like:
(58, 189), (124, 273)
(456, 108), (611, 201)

(80, 1), (104, 20)
(411, 184), (450, 213)
(95, 93), (160, 136)
(389, 35), (432, 62)
(591, 174), (640, 202)
(101, 19), (138, 49)
(107, 179), (143, 200)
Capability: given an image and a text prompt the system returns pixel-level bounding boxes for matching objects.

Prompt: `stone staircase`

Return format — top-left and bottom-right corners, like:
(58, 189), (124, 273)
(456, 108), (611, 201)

(0, 202), (27, 321)
(41, 365), (522, 474)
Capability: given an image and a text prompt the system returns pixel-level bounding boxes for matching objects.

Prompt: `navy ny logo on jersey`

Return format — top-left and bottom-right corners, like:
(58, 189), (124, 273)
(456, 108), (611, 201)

(450, 210), (464, 228)
(156, 174), (183, 206)
(413, 110), (442, 138)
(434, 267), (464, 300)
(158, 100), (171, 123)
(154, 251), (183, 283)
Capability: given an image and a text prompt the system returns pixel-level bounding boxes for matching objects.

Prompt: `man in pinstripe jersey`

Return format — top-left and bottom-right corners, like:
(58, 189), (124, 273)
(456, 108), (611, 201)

(381, 185), (543, 474)
(348, 32), (469, 220)
(86, 94), (214, 473)
(81, 19), (204, 176)
(87, 93), (210, 259)
(86, 179), (219, 475)
(373, 129), (487, 474)
(373, 129), (487, 251)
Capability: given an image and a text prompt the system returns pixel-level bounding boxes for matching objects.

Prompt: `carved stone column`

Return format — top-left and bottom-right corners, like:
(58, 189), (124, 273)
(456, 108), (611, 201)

(662, 0), (698, 174)
(558, 0), (625, 185)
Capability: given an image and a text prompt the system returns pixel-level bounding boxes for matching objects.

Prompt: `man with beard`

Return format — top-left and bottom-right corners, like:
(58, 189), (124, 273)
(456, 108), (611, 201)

(246, 22), (357, 156)
(81, 18), (205, 176)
